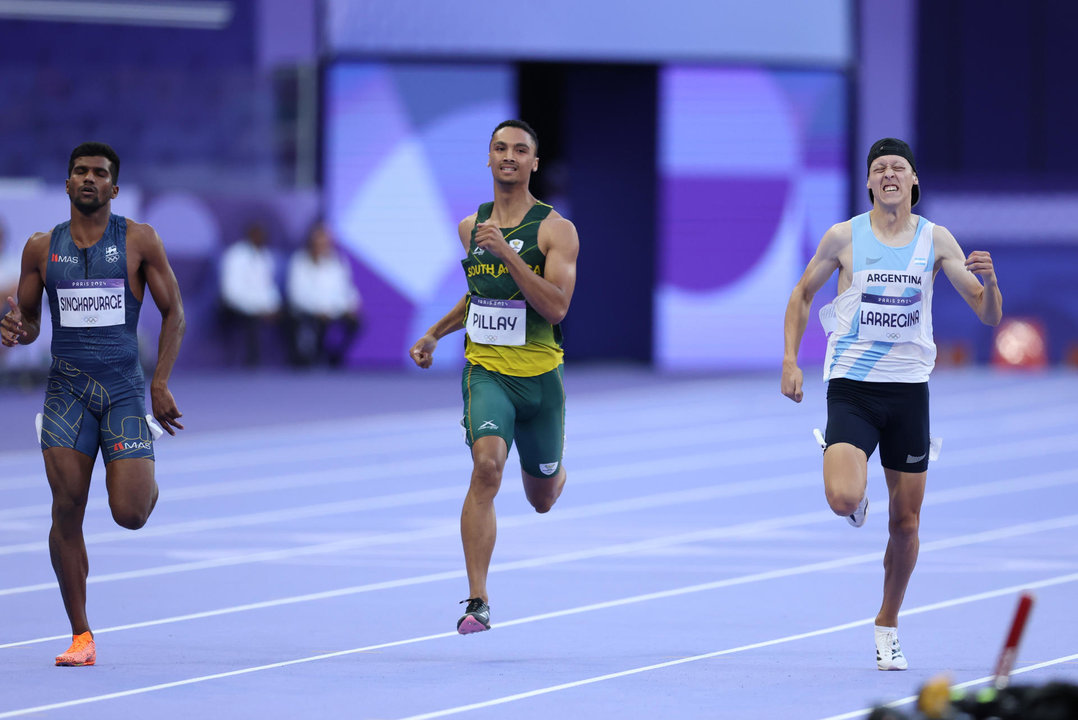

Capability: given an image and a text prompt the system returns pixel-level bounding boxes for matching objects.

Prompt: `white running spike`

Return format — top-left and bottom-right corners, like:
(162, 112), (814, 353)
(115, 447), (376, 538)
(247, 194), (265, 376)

(928, 436), (942, 462)
(145, 415), (165, 441)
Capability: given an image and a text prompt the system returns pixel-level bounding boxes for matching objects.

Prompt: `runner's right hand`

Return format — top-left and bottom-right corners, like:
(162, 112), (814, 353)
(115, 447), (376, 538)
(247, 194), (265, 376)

(781, 362), (804, 403)
(409, 334), (438, 369)
(1, 297), (25, 347)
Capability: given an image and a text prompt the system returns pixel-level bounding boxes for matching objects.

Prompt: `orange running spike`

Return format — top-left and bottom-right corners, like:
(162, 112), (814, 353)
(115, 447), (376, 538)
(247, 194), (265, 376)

(55, 631), (96, 667)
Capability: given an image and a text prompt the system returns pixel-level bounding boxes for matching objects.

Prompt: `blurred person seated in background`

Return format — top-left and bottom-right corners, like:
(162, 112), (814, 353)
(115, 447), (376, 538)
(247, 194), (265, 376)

(0, 218), (50, 384)
(0, 219), (17, 300)
(219, 221), (283, 366)
(0, 220), (17, 383)
(285, 219), (362, 368)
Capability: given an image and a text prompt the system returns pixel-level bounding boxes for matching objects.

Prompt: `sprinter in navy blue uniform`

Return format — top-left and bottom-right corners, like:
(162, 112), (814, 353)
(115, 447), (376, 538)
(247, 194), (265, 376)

(1, 142), (185, 666)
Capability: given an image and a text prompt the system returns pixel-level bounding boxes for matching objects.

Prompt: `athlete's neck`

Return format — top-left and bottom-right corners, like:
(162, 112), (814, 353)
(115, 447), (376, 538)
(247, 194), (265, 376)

(489, 185), (538, 228)
(869, 205), (918, 244)
(68, 206), (112, 249)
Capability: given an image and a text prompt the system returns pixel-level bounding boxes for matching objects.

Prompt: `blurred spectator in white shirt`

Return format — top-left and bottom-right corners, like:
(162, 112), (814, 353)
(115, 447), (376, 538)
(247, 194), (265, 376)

(1, 219), (51, 384)
(0, 220), (20, 382)
(219, 222), (284, 366)
(285, 220), (362, 367)
(0, 220), (18, 303)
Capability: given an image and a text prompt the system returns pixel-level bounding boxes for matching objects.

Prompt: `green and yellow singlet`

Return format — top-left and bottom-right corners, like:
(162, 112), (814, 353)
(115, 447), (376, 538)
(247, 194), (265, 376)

(461, 201), (563, 377)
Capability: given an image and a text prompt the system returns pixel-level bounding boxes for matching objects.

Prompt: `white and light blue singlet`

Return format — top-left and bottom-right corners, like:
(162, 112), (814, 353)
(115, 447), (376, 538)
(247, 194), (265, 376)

(821, 212), (936, 383)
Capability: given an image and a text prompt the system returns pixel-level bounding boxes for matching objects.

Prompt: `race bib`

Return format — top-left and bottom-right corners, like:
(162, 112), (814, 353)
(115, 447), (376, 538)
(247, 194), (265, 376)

(858, 291), (921, 342)
(466, 297), (526, 346)
(57, 279), (125, 328)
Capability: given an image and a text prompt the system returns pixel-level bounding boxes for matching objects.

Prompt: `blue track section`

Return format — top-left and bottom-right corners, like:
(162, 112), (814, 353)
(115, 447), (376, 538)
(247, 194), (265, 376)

(1, 367), (1076, 719)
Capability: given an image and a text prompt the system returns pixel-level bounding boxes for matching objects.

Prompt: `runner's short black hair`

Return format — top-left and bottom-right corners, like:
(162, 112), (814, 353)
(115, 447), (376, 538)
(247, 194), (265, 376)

(69, 142), (120, 183)
(491, 120), (539, 153)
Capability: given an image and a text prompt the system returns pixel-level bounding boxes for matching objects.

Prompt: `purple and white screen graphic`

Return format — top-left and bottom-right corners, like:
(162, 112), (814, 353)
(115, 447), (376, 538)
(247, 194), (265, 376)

(656, 67), (848, 370)
(324, 63), (514, 366)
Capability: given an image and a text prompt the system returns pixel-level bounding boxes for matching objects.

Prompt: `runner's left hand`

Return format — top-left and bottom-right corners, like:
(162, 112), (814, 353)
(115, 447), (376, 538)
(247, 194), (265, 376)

(964, 251), (997, 283)
(151, 385), (184, 436)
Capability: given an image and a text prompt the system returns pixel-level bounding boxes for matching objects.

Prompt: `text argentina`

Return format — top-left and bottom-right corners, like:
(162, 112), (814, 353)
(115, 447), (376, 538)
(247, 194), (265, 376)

(865, 272), (922, 285)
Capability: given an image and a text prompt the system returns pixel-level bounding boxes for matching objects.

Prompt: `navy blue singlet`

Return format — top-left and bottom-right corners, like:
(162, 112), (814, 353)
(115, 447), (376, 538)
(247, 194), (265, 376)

(41, 214), (153, 461)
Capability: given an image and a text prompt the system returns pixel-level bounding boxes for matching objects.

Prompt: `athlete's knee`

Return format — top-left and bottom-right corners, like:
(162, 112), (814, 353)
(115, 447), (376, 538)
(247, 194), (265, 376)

(50, 501), (85, 537)
(51, 489), (87, 517)
(529, 494), (556, 514)
(888, 511), (920, 540)
(46, 459), (93, 513)
(470, 455), (504, 494)
(115, 513), (147, 530)
(524, 470), (565, 514)
(110, 503), (150, 530)
(49, 489), (89, 536)
(824, 485), (862, 516)
(109, 487), (157, 530)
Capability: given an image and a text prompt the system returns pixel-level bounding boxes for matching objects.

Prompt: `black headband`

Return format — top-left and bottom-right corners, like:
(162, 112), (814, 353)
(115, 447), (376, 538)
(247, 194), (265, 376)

(867, 138), (916, 172)
(867, 138), (919, 207)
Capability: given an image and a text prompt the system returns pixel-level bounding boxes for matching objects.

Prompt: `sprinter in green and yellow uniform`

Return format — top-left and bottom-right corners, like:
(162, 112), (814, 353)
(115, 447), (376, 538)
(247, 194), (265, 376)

(409, 120), (579, 635)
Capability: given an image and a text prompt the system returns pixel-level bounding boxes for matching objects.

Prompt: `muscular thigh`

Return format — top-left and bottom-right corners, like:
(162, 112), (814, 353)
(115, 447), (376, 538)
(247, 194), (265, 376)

(513, 365), (565, 479)
(42, 368), (154, 464)
(99, 398), (155, 463)
(41, 380), (102, 460)
(877, 382), (929, 473)
(462, 363), (516, 452)
(825, 378), (883, 460)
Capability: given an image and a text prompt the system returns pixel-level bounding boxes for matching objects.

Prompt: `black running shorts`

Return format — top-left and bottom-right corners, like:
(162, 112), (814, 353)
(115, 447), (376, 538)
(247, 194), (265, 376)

(825, 377), (930, 473)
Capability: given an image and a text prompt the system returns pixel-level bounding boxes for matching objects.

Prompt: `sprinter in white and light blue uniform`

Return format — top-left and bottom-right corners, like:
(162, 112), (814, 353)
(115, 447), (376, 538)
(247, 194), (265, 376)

(823, 211), (936, 383)
(781, 138), (1003, 673)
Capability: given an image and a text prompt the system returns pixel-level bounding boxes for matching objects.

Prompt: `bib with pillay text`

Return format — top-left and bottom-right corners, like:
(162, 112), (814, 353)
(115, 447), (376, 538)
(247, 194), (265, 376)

(466, 297), (526, 346)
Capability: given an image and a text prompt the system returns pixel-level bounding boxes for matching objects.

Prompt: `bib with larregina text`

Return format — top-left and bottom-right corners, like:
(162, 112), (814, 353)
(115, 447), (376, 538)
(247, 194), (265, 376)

(857, 290), (922, 342)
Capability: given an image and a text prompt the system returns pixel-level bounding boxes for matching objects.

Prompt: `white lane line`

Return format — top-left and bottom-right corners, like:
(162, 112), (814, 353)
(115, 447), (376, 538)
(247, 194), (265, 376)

(0, 370), (1072, 469)
(2, 465), (1076, 596)
(0, 442), (822, 539)
(4, 511), (1077, 652)
(1, 420), (1075, 555)
(0, 470), (821, 589)
(0, 391), (842, 502)
(402, 641), (1078, 720)
(2, 391), (1075, 501)
(2, 573), (1075, 720)
(0, 506), (837, 647)
(815, 652), (1078, 720)
(0, 414), (813, 512)
(0, 490), (829, 599)
(1, 381), (1075, 511)
(0, 486), (464, 556)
